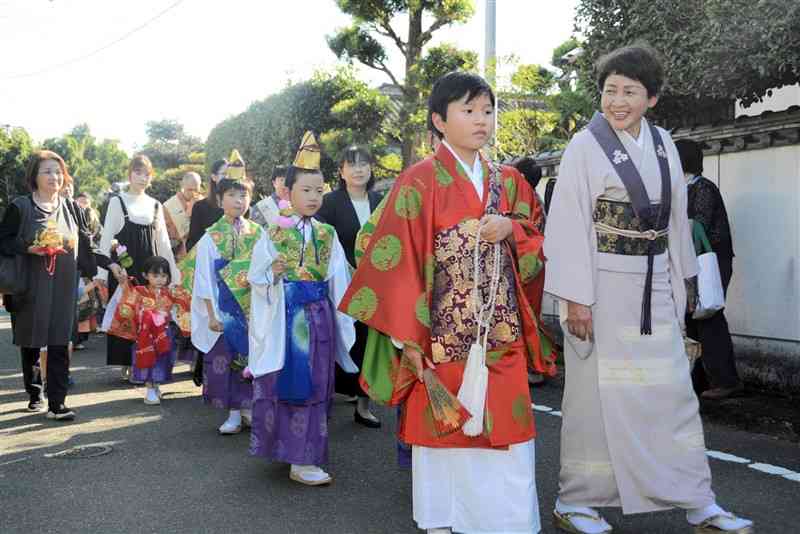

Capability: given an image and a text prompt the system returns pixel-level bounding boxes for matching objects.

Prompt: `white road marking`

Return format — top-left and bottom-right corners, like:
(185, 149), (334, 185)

(705, 451), (751, 464)
(532, 404), (553, 412)
(0, 457), (30, 467)
(748, 463), (798, 476)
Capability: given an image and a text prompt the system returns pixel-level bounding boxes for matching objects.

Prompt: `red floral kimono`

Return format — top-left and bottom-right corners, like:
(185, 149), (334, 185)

(339, 145), (556, 449)
(107, 283), (191, 368)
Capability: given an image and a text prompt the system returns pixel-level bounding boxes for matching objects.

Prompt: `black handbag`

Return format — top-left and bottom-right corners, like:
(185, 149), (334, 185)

(0, 197), (30, 295)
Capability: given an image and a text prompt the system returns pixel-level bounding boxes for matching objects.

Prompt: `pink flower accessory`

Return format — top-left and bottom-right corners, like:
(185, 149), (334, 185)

(242, 367), (254, 380)
(278, 199), (291, 210)
(150, 310), (168, 328)
(276, 215), (295, 229)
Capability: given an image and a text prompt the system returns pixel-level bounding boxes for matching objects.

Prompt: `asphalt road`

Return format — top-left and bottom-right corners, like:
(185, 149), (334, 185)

(1, 317), (798, 533)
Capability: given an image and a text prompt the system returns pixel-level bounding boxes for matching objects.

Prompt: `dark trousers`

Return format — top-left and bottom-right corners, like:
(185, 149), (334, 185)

(335, 321), (369, 398)
(22, 345), (70, 409)
(21, 347), (43, 401)
(687, 256), (740, 390)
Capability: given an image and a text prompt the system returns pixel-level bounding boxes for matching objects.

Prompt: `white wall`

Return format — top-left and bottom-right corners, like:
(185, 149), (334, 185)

(703, 145), (800, 342)
(736, 84), (800, 117)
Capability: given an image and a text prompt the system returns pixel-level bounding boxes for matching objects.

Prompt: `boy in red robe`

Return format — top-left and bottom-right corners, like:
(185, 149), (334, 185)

(340, 71), (556, 534)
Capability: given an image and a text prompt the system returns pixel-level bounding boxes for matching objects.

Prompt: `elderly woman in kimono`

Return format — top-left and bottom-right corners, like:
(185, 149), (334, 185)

(544, 45), (753, 534)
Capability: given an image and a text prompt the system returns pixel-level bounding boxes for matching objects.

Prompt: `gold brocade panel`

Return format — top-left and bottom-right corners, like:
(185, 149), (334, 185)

(429, 218), (521, 363)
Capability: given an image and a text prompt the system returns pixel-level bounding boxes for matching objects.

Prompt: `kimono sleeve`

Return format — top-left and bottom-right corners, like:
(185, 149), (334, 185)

(543, 135), (597, 306)
(339, 163), (434, 357)
(502, 167), (547, 315)
(665, 135), (699, 280)
(502, 167), (557, 376)
(326, 233), (357, 372)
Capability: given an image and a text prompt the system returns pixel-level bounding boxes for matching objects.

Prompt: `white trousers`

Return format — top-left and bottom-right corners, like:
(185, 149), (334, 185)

(412, 439), (540, 533)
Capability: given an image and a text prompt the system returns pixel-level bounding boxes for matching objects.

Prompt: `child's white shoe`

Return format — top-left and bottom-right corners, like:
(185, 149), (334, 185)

(144, 387), (160, 405)
(218, 410), (242, 435)
(289, 464), (332, 486)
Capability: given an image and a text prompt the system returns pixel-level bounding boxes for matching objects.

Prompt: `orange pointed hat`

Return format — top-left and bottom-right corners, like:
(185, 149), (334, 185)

(293, 131), (321, 170)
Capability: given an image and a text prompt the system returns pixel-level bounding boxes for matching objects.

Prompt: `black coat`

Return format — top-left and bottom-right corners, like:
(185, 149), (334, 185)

(316, 189), (383, 268)
(186, 198), (224, 252)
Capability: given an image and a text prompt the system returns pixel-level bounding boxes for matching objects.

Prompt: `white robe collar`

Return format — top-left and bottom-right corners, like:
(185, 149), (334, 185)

(442, 139), (484, 198)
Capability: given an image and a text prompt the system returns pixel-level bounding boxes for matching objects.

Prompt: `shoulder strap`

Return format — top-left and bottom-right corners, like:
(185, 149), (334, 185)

(113, 194), (129, 219)
(587, 112), (671, 230)
(648, 125), (672, 230)
(151, 201), (160, 228)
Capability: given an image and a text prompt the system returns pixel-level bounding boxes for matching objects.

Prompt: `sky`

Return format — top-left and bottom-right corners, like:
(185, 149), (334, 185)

(0, 0), (580, 153)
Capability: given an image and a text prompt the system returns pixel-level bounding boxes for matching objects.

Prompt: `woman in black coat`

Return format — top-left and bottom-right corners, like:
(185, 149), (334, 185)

(0, 152), (83, 419)
(316, 146), (383, 428)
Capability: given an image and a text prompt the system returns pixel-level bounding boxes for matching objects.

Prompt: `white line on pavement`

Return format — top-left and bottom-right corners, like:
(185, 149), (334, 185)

(748, 463), (799, 476)
(0, 457), (30, 467)
(705, 451), (751, 464)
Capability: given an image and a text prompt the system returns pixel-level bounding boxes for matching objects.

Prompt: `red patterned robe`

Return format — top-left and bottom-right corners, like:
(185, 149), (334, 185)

(339, 145), (556, 450)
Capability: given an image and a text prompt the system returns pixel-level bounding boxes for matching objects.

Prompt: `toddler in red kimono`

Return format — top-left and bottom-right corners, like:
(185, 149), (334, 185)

(109, 255), (191, 405)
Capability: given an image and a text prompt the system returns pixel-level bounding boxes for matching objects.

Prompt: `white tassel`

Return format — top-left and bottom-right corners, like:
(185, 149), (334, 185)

(458, 343), (489, 436)
(457, 216), (502, 437)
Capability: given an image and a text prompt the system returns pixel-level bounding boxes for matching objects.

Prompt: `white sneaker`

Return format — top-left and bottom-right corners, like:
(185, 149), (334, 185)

(289, 464), (332, 486)
(218, 410), (242, 435)
(144, 387), (160, 405)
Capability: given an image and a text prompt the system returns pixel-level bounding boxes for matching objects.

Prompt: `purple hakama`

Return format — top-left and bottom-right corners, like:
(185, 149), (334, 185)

(202, 338), (253, 411)
(249, 299), (335, 466)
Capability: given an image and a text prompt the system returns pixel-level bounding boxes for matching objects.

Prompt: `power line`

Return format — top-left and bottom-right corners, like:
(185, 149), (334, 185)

(0, 0), (185, 81)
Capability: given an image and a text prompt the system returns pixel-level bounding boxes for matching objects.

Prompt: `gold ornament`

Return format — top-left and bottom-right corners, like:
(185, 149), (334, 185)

(293, 131), (321, 170)
(227, 149), (246, 180)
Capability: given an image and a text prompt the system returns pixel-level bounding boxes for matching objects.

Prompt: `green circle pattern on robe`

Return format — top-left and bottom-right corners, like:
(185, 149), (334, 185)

(484, 408), (494, 436)
(370, 234), (402, 271)
(394, 185), (423, 219)
(519, 252), (542, 283)
(505, 176), (517, 205)
(435, 164), (453, 186)
(512, 393), (533, 429)
(514, 200), (531, 218)
(424, 254), (435, 292)
(415, 293), (430, 328)
(347, 286), (378, 321)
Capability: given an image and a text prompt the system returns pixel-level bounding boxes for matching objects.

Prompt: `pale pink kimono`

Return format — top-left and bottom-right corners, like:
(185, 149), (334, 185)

(543, 117), (715, 514)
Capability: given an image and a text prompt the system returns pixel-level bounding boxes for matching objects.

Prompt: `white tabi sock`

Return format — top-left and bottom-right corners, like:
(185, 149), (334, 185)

(555, 499), (612, 534)
(686, 503), (753, 530)
(226, 409), (241, 426)
(290, 464), (330, 482)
